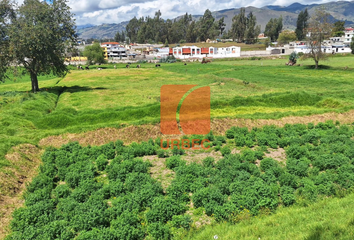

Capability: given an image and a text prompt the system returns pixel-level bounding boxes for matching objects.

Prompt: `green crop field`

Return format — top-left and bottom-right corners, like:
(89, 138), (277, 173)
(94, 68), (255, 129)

(1, 54), (354, 239)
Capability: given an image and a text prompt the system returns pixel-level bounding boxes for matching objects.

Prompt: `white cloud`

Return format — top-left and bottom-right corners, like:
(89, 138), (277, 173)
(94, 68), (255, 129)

(13, 0), (341, 25)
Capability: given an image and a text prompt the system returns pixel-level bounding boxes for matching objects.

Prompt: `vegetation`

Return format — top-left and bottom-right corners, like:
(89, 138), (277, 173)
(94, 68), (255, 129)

(125, 9), (259, 44)
(1, 55), (354, 238)
(351, 36), (354, 54)
(1, 0), (76, 92)
(83, 42), (106, 65)
(332, 20), (345, 37)
(230, 8), (261, 43)
(264, 17), (283, 42)
(295, 9), (309, 41)
(302, 8), (333, 69)
(185, 191), (354, 240)
(6, 120), (354, 239)
(277, 30), (297, 45)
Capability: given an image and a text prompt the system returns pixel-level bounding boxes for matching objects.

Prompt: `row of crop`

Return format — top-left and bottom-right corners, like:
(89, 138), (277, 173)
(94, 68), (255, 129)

(7, 121), (354, 239)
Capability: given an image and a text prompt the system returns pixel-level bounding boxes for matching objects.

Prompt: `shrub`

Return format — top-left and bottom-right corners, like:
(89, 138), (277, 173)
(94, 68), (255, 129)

(286, 157), (310, 177)
(166, 156), (185, 170)
(147, 222), (171, 240)
(241, 149), (257, 163)
(146, 197), (187, 223)
(280, 186), (296, 206)
(202, 157), (215, 168)
(220, 146), (231, 156)
(96, 154), (108, 171)
(157, 149), (169, 158)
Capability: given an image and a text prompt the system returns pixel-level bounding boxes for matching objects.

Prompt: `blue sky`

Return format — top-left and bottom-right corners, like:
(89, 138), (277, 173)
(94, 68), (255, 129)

(16, 0), (342, 25)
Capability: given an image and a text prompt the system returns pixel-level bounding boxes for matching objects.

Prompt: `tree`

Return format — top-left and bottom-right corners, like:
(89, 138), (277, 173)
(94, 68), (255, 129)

(83, 42), (106, 65)
(245, 12), (258, 44)
(198, 9), (217, 41)
(302, 8), (333, 69)
(295, 9), (309, 40)
(277, 30), (297, 45)
(126, 16), (139, 43)
(231, 8), (247, 42)
(217, 17), (226, 36)
(186, 20), (197, 43)
(351, 36), (354, 54)
(265, 16), (283, 42)
(114, 31), (126, 42)
(2, 0), (76, 92)
(0, 0), (15, 82)
(332, 21), (345, 37)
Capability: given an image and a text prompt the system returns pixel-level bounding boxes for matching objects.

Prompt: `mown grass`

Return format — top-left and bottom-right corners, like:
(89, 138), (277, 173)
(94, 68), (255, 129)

(0, 54), (354, 191)
(183, 193), (354, 240)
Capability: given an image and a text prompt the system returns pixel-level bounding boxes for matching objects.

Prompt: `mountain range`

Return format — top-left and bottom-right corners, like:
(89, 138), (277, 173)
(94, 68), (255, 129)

(76, 1), (354, 40)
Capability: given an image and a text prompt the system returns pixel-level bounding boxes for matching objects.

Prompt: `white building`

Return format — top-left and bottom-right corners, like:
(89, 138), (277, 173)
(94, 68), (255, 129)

(101, 42), (127, 59)
(171, 46), (241, 59)
(343, 28), (354, 44)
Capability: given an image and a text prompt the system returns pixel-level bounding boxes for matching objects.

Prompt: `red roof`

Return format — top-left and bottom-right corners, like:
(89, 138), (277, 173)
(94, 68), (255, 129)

(101, 42), (119, 45)
(345, 28), (354, 31)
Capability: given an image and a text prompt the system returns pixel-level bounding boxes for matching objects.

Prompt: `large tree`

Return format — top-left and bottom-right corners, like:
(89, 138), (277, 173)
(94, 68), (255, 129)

(264, 16), (283, 42)
(217, 17), (226, 36)
(83, 42), (105, 65)
(245, 12), (259, 44)
(198, 9), (217, 41)
(332, 20), (345, 37)
(231, 8), (247, 42)
(302, 8), (333, 69)
(295, 9), (309, 40)
(277, 30), (297, 45)
(4, 0), (76, 92)
(0, 0), (15, 82)
(350, 36), (354, 54)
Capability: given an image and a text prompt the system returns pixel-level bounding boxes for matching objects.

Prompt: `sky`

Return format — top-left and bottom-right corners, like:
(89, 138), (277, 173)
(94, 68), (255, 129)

(16, 0), (342, 25)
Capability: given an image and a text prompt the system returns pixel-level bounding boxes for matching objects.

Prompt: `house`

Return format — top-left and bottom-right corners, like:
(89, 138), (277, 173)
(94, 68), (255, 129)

(170, 46), (241, 59)
(101, 42), (127, 59)
(343, 28), (354, 44)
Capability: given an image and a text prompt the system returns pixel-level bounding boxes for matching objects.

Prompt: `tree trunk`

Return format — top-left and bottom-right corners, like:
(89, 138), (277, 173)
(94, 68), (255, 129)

(30, 71), (39, 93)
(315, 60), (319, 69)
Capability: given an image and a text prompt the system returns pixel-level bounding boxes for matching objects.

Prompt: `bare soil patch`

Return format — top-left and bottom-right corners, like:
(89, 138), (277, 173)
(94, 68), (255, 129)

(264, 148), (287, 164)
(182, 150), (223, 164)
(143, 155), (175, 191)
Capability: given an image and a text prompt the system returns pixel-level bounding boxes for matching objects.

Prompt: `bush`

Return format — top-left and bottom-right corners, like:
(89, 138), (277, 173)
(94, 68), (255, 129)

(96, 154), (108, 171)
(220, 146), (231, 156)
(241, 149), (257, 163)
(166, 156), (185, 170)
(286, 157), (310, 177)
(202, 157), (214, 168)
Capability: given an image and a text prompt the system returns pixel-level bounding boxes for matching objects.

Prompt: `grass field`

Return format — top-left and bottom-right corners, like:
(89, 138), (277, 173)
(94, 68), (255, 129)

(1, 53), (354, 238)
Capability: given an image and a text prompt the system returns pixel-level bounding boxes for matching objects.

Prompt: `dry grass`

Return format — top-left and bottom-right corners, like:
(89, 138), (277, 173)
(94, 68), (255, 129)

(40, 110), (354, 149)
(0, 144), (43, 239)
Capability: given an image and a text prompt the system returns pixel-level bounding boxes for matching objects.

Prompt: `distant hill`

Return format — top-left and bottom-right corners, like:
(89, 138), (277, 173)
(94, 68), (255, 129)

(77, 1), (354, 39)
(76, 24), (95, 30)
(76, 21), (129, 39)
(263, 1), (354, 22)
